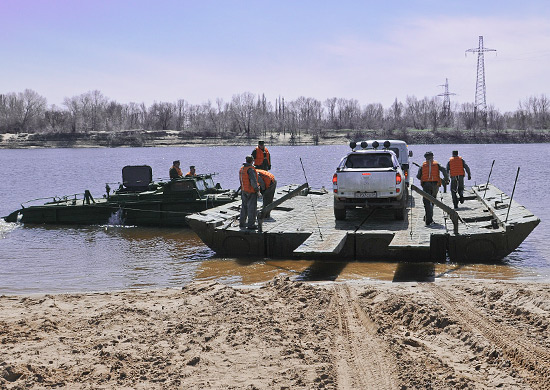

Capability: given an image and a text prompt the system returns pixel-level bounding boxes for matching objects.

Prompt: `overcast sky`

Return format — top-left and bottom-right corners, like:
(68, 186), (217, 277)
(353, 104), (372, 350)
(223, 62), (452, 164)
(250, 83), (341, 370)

(1, 0), (549, 112)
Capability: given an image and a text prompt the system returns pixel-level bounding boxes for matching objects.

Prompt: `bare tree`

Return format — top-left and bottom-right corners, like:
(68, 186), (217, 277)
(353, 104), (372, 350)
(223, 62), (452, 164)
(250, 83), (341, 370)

(44, 104), (67, 132)
(78, 90), (108, 132)
(16, 89), (47, 132)
(0, 93), (19, 133)
(336, 98), (361, 129)
(324, 98), (338, 129)
(405, 96), (429, 130)
(150, 101), (175, 130)
(104, 101), (124, 131)
(124, 102), (143, 130)
(255, 94), (273, 138)
(290, 96), (322, 133)
(216, 98), (231, 135)
(385, 98), (404, 133)
(140, 102), (153, 130)
(486, 105), (505, 133)
(427, 97), (442, 132)
(361, 103), (384, 130)
(275, 96), (286, 136)
(522, 94), (550, 130)
(230, 92), (256, 137)
(174, 99), (187, 131)
(457, 103), (476, 131)
(63, 95), (82, 133)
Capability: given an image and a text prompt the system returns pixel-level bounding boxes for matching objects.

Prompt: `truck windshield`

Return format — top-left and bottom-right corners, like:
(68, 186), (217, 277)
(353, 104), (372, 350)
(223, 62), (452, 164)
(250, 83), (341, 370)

(345, 153), (393, 168)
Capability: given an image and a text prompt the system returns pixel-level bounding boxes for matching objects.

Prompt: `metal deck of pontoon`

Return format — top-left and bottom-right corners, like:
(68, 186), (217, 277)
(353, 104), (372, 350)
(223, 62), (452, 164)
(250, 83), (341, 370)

(186, 183), (539, 262)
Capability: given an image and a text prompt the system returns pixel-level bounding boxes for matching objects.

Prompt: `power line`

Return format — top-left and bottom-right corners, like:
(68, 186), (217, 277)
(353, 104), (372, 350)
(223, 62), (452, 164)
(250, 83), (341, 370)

(437, 78), (456, 119)
(466, 36), (497, 124)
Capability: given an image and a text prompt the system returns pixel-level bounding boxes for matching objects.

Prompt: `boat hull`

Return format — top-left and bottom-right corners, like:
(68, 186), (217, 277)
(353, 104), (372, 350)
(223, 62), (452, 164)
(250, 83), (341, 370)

(5, 197), (235, 227)
(186, 184), (540, 263)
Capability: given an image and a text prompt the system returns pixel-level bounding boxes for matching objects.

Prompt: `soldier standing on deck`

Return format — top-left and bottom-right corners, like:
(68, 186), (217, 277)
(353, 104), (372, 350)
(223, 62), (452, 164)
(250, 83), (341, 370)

(416, 151), (449, 226)
(239, 156), (260, 230)
(251, 140), (271, 171)
(446, 150), (472, 209)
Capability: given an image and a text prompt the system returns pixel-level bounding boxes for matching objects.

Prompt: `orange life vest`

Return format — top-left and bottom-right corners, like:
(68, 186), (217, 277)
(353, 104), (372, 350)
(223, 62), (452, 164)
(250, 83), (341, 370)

(448, 156), (465, 177)
(421, 160), (442, 185)
(171, 166), (183, 177)
(254, 146), (270, 167)
(185, 171), (195, 177)
(239, 165), (258, 194)
(257, 169), (275, 188)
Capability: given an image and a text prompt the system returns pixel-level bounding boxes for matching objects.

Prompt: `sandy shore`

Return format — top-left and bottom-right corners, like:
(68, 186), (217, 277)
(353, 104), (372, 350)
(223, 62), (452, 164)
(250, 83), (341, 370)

(1, 277), (550, 389)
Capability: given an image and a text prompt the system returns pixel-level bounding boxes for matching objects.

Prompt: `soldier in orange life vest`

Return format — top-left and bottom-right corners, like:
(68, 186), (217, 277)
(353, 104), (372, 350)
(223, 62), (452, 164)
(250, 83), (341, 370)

(169, 160), (183, 180)
(251, 140), (271, 171)
(257, 169), (277, 219)
(185, 165), (196, 177)
(446, 150), (471, 209)
(416, 151), (449, 226)
(239, 156), (260, 229)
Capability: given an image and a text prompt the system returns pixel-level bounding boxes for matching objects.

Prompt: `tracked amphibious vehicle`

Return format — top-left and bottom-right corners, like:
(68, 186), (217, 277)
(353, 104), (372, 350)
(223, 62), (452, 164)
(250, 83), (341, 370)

(4, 165), (237, 227)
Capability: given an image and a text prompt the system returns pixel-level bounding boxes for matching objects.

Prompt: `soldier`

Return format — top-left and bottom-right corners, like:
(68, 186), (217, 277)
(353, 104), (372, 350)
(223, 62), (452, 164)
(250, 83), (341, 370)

(239, 156), (260, 229)
(251, 140), (271, 171)
(257, 169), (277, 218)
(416, 151), (449, 226)
(446, 150), (472, 209)
(169, 160), (183, 179)
(185, 165), (196, 177)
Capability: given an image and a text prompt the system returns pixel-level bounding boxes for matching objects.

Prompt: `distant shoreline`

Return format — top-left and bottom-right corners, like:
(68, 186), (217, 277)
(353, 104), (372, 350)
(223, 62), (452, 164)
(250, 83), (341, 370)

(1, 128), (549, 149)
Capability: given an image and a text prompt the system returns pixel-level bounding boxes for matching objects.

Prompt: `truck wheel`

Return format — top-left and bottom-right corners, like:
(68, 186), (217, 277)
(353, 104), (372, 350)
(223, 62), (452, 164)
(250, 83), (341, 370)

(334, 207), (346, 221)
(394, 206), (405, 220)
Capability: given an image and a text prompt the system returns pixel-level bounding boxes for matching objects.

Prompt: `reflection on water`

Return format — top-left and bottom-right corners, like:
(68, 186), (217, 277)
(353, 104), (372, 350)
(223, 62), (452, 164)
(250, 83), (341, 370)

(296, 261), (348, 282)
(0, 220), (547, 294)
(1, 144), (549, 293)
(0, 223), (547, 294)
(393, 263), (435, 283)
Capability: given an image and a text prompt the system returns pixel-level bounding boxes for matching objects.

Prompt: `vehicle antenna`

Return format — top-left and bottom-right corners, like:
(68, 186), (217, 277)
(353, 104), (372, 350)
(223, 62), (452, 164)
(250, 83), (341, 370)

(505, 167), (520, 223)
(483, 160), (495, 198)
(299, 158), (323, 240)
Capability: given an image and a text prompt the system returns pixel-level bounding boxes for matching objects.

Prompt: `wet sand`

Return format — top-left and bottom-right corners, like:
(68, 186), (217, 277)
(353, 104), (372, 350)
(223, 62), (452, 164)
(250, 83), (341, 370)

(2, 277), (550, 389)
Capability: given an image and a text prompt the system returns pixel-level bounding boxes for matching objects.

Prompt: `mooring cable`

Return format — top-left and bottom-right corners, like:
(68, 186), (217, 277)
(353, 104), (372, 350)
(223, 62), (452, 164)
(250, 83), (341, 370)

(353, 208), (377, 233)
(299, 158), (323, 240)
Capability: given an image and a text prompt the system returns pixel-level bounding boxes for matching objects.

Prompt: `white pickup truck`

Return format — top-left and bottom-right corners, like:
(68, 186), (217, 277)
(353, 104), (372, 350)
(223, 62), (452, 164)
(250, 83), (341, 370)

(332, 140), (412, 220)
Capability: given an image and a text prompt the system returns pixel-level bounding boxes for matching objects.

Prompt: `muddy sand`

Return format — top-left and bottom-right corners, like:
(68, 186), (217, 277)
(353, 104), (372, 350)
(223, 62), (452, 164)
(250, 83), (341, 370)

(1, 277), (550, 389)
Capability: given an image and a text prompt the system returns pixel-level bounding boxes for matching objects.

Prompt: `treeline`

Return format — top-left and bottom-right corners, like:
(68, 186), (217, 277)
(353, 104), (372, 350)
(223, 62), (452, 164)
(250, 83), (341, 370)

(1, 89), (550, 137)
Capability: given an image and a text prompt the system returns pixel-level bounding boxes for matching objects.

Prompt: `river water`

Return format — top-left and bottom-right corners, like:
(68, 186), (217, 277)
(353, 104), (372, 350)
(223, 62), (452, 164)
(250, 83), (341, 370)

(1, 143), (549, 293)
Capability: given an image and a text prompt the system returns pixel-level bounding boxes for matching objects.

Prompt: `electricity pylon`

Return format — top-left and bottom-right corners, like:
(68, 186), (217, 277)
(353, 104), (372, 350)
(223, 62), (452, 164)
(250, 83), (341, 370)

(437, 78), (456, 126)
(466, 36), (496, 129)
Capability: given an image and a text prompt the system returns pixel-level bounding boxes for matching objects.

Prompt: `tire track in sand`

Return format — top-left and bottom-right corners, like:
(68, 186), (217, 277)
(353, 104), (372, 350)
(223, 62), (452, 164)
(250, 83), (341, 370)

(329, 284), (399, 390)
(430, 284), (550, 390)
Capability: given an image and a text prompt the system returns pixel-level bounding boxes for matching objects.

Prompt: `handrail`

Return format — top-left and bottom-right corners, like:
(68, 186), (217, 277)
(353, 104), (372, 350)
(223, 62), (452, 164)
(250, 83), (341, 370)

(410, 184), (463, 234)
(21, 193), (84, 208)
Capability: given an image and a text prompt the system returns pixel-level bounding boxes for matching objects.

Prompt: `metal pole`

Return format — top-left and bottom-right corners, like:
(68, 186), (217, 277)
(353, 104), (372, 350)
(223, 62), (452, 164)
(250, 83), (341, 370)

(483, 160), (495, 199)
(299, 158), (323, 240)
(505, 167), (520, 223)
